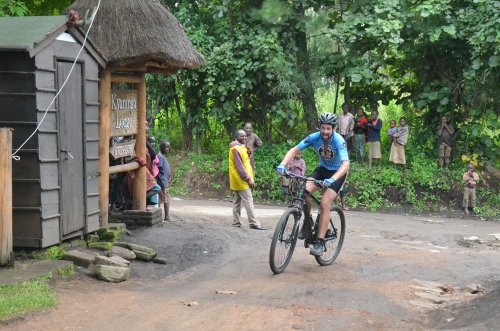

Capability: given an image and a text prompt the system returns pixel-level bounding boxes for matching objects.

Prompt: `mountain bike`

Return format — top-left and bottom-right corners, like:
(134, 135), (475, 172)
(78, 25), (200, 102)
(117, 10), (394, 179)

(269, 172), (346, 274)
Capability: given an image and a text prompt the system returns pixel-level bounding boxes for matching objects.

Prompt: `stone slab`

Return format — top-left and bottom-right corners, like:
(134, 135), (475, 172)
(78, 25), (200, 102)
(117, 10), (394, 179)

(95, 255), (130, 267)
(63, 250), (96, 268)
(106, 246), (136, 260)
(111, 209), (163, 226)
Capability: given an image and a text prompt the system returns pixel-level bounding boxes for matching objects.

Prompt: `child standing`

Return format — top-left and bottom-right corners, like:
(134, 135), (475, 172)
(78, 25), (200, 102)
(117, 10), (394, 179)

(287, 150), (306, 177)
(281, 151), (306, 203)
(462, 164), (479, 215)
(158, 140), (172, 221)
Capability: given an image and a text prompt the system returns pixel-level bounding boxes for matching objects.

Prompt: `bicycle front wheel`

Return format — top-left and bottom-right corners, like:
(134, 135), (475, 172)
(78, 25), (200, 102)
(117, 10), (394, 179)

(315, 205), (345, 266)
(269, 208), (300, 274)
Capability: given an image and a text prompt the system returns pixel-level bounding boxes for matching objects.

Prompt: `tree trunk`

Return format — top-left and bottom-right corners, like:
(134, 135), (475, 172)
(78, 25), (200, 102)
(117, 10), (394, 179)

(333, 75), (340, 114)
(295, 3), (318, 132)
(343, 77), (351, 110)
(333, 0), (344, 115)
(172, 79), (192, 149)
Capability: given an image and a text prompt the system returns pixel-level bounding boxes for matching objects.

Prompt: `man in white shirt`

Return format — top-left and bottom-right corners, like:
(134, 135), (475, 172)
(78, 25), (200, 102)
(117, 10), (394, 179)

(338, 103), (354, 155)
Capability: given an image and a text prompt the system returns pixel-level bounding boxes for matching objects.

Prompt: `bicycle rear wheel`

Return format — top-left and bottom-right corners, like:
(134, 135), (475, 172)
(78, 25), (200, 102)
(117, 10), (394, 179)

(269, 208), (300, 274)
(315, 205), (345, 266)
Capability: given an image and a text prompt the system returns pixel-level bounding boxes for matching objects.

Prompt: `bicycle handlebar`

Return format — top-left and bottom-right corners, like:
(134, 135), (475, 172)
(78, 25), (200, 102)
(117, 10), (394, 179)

(280, 170), (324, 187)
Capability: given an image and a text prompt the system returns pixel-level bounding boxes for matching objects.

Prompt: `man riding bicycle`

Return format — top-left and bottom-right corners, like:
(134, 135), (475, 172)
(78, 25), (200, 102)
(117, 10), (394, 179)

(276, 113), (350, 256)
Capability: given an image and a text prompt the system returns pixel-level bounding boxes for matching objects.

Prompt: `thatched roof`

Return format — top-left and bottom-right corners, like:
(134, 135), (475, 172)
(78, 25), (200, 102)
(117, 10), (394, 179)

(64, 0), (204, 74)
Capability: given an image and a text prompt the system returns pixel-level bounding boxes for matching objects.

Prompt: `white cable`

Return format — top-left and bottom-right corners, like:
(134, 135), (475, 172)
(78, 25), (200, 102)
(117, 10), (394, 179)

(11, 0), (101, 161)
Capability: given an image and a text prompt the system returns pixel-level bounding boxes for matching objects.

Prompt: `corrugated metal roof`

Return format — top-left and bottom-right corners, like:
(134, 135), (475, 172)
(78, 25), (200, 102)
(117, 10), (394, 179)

(0, 16), (68, 52)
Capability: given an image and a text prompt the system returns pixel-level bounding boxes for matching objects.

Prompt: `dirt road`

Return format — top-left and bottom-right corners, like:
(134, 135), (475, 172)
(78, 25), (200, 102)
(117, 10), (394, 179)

(4, 198), (500, 330)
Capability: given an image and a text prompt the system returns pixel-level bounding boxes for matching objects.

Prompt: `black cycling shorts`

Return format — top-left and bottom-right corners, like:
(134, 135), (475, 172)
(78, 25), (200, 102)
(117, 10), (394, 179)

(309, 166), (346, 193)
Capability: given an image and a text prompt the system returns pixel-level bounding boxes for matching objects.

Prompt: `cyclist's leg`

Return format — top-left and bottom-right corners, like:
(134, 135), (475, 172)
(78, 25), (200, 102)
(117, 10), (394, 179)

(318, 189), (337, 239)
(304, 181), (319, 210)
(318, 174), (346, 239)
(298, 181), (319, 239)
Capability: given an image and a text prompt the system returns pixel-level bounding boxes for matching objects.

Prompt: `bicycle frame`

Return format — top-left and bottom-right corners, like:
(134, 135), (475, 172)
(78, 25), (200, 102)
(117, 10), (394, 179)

(270, 172), (346, 273)
(283, 172), (323, 245)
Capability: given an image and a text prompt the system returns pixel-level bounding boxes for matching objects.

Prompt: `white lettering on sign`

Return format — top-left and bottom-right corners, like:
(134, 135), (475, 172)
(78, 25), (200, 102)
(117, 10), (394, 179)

(114, 144), (134, 156)
(114, 109), (134, 132)
(110, 89), (138, 137)
(110, 139), (136, 159)
(112, 93), (137, 111)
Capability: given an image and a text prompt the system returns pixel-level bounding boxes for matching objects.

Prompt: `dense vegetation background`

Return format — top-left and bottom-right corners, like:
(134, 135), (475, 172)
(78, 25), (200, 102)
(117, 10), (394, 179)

(2, 0), (498, 218)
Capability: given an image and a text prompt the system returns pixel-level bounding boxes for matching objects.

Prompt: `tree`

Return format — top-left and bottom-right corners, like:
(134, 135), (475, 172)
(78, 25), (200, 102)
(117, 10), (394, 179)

(0, 0), (28, 16)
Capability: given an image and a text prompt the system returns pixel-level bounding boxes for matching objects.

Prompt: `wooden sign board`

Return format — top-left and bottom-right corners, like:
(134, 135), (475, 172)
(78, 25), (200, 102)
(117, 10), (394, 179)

(110, 139), (136, 160)
(110, 89), (138, 137)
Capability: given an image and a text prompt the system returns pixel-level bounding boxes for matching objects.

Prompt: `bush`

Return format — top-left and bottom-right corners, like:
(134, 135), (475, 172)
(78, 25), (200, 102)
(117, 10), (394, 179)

(166, 143), (499, 219)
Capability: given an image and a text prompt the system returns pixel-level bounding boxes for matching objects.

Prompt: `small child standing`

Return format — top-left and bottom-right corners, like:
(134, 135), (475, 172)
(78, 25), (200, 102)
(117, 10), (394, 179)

(281, 151), (306, 204)
(462, 163), (479, 215)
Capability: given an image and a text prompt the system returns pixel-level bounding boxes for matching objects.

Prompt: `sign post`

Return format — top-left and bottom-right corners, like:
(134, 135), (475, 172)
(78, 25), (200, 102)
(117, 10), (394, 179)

(0, 128), (13, 267)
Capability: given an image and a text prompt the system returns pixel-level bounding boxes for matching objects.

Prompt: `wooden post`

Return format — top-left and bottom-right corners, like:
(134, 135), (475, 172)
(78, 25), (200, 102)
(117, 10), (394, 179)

(98, 69), (111, 226)
(132, 73), (147, 210)
(0, 128), (13, 266)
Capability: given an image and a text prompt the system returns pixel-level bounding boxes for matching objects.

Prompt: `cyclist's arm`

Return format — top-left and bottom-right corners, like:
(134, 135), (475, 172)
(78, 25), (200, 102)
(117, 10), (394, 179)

(329, 135), (350, 180)
(279, 146), (300, 168)
(331, 160), (349, 181)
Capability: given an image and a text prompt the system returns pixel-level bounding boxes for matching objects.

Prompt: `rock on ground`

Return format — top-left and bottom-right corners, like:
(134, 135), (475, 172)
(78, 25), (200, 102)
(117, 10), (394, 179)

(90, 265), (130, 283)
(106, 246), (136, 260)
(95, 255), (130, 268)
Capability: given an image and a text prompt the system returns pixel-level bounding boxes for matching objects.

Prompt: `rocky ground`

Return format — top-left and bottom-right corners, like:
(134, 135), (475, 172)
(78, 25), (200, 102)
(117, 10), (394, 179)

(2, 197), (500, 330)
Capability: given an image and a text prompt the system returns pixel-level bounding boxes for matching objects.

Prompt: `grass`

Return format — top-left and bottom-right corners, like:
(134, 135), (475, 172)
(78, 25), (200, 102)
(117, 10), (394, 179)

(168, 146), (500, 220)
(0, 276), (57, 322)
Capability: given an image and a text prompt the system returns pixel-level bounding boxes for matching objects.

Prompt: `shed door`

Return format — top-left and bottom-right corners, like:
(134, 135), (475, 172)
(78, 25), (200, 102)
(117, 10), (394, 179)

(57, 61), (85, 236)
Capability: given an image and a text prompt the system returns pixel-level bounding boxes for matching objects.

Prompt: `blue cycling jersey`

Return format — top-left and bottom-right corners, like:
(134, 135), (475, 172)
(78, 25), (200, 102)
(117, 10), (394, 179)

(296, 132), (349, 171)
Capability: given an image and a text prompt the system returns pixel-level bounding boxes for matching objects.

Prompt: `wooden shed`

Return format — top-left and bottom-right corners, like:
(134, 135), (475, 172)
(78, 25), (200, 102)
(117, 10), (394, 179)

(64, 0), (205, 225)
(0, 16), (105, 247)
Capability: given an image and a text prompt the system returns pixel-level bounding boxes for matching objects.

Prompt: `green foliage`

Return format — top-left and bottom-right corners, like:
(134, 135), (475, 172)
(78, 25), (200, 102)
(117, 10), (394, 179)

(474, 187), (500, 218)
(87, 242), (113, 251)
(28, 245), (65, 260)
(46, 246), (65, 260)
(169, 151), (227, 196)
(0, 277), (57, 321)
(56, 264), (75, 280)
(0, 0), (72, 16)
(169, 141), (498, 218)
(0, 0), (28, 16)
(408, 155), (451, 190)
(95, 227), (123, 242)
